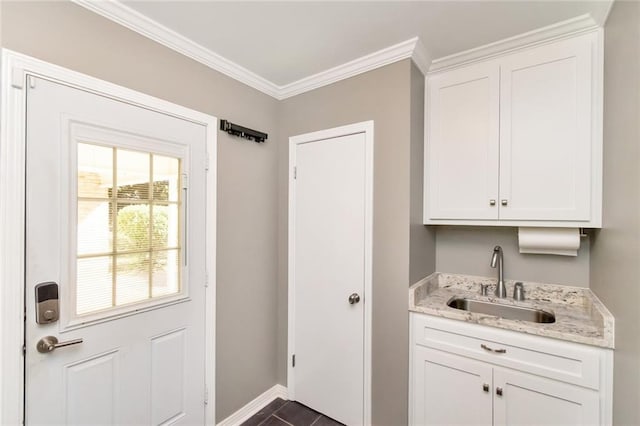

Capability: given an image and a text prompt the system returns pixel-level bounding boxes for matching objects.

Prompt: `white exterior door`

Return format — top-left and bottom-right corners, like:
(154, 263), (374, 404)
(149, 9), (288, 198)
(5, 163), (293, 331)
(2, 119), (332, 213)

(25, 77), (208, 425)
(425, 61), (500, 221)
(290, 127), (372, 426)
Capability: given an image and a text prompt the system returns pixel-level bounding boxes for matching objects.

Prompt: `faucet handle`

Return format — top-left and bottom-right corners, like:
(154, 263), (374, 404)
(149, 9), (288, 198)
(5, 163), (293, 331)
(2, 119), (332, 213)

(479, 283), (489, 296)
(513, 282), (525, 301)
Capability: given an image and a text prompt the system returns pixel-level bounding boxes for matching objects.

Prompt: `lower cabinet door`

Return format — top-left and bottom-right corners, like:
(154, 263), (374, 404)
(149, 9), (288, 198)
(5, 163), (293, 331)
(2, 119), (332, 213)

(411, 346), (493, 425)
(493, 367), (600, 426)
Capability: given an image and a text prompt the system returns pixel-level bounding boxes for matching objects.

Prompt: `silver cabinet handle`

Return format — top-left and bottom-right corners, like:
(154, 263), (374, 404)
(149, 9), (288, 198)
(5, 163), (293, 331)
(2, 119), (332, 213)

(481, 343), (506, 354)
(496, 387), (503, 396)
(489, 199), (496, 206)
(348, 293), (361, 304)
(501, 199), (508, 206)
(36, 336), (83, 353)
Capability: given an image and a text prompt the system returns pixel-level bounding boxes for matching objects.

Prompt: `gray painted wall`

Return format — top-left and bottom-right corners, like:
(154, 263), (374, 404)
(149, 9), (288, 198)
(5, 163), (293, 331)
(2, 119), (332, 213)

(410, 64), (437, 284)
(278, 60), (418, 425)
(590, 1), (640, 424)
(0, 2), (280, 421)
(436, 227), (590, 286)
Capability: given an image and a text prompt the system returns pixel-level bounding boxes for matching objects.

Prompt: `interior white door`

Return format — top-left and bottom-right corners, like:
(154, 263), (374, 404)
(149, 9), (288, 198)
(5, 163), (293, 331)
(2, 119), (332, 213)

(293, 132), (367, 425)
(25, 77), (208, 425)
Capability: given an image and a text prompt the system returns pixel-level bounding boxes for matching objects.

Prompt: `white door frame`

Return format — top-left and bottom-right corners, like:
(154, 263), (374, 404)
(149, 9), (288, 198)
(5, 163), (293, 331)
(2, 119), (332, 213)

(287, 121), (373, 425)
(0, 49), (217, 425)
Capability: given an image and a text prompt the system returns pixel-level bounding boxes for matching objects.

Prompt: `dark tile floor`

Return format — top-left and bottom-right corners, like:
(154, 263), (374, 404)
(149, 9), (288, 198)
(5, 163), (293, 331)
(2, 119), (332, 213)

(241, 398), (344, 426)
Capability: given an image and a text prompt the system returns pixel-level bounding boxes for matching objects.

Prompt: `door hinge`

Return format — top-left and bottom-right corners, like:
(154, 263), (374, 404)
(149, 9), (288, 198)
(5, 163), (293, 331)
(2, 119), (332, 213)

(293, 167), (297, 180)
(204, 272), (209, 288)
(204, 386), (209, 405)
(292, 354), (296, 367)
(205, 156), (210, 172)
(22, 344), (26, 356)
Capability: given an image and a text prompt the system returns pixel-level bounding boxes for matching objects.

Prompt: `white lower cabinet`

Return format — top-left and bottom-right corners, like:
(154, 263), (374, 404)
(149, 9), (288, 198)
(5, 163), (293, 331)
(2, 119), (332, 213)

(409, 314), (612, 426)
(412, 346), (492, 425)
(493, 368), (599, 426)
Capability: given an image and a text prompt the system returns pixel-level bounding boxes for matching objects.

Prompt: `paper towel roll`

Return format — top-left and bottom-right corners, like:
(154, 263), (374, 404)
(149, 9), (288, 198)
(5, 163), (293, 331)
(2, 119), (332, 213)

(518, 227), (581, 256)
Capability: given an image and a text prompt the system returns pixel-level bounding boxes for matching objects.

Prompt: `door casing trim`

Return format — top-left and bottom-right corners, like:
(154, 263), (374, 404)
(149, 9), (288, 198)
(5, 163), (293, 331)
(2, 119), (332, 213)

(0, 49), (217, 425)
(287, 121), (373, 425)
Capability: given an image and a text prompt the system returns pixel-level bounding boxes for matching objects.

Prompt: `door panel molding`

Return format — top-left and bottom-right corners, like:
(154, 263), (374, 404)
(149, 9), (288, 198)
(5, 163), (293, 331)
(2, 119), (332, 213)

(287, 121), (373, 425)
(0, 49), (217, 425)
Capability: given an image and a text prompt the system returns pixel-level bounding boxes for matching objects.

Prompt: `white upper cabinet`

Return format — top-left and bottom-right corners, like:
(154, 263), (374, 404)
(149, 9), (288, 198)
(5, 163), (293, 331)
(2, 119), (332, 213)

(426, 61), (500, 220)
(424, 30), (603, 227)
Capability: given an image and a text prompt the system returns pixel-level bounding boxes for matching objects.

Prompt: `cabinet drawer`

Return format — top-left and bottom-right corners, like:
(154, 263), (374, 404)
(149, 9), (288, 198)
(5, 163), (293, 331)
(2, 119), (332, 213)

(411, 314), (603, 390)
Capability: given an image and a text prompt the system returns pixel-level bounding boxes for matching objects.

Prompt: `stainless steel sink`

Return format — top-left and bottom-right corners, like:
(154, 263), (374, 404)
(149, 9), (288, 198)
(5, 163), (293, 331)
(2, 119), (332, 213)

(447, 297), (555, 324)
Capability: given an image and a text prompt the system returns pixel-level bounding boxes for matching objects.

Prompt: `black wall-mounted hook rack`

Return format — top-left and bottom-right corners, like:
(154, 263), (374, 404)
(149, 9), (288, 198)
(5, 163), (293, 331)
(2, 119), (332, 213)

(220, 119), (268, 143)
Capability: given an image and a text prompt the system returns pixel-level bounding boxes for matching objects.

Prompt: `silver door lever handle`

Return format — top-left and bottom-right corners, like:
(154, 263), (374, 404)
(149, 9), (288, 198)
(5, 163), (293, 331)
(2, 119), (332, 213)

(36, 336), (83, 353)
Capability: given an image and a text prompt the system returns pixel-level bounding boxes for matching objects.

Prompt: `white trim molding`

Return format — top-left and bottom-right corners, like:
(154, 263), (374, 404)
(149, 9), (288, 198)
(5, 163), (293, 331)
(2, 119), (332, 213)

(287, 121), (374, 426)
(216, 385), (289, 426)
(429, 13), (600, 73)
(0, 49), (217, 426)
(278, 38), (430, 99)
(72, 0), (280, 98)
(71, 0), (430, 100)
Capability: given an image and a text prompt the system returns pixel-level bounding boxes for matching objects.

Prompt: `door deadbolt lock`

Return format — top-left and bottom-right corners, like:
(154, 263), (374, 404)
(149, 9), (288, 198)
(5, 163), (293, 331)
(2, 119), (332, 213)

(35, 282), (59, 324)
(348, 293), (361, 304)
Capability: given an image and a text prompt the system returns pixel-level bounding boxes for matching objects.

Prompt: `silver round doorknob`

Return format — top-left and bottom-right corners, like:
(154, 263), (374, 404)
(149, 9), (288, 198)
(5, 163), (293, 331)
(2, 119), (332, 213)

(348, 293), (361, 304)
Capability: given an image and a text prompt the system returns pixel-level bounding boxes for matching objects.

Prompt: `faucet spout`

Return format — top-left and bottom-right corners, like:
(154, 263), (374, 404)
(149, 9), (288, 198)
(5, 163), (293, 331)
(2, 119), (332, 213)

(490, 246), (506, 298)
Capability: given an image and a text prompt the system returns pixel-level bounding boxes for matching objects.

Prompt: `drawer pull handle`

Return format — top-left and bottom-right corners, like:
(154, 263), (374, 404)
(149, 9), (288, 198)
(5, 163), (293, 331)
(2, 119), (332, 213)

(482, 383), (489, 393)
(481, 343), (506, 354)
(496, 387), (503, 396)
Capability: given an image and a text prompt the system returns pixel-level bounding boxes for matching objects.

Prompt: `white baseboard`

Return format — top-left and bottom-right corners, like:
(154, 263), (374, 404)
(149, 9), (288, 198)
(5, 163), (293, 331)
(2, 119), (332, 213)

(217, 384), (289, 426)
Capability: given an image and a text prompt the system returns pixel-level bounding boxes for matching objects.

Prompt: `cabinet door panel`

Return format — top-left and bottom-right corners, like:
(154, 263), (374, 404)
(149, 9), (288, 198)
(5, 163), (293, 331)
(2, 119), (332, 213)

(411, 346), (492, 425)
(426, 61), (499, 220)
(494, 368), (599, 426)
(499, 35), (593, 221)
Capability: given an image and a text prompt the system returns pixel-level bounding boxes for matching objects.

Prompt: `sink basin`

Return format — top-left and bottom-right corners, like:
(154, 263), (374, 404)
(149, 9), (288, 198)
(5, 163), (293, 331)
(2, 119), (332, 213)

(447, 297), (555, 324)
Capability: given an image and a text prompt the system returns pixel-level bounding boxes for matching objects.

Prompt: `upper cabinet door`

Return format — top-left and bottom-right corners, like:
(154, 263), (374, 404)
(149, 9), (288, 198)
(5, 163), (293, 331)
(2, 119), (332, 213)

(425, 61), (500, 220)
(499, 34), (594, 221)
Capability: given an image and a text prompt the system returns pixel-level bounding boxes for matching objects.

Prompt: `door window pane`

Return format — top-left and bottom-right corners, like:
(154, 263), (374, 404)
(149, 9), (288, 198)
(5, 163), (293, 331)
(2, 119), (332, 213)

(152, 250), (180, 297)
(153, 155), (180, 202)
(116, 203), (152, 252)
(116, 253), (151, 306)
(117, 149), (150, 200)
(77, 143), (112, 198)
(77, 201), (112, 255)
(76, 143), (183, 317)
(77, 257), (113, 315)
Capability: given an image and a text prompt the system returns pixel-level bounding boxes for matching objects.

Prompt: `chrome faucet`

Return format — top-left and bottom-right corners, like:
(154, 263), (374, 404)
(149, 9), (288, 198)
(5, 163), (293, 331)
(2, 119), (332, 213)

(490, 246), (507, 298)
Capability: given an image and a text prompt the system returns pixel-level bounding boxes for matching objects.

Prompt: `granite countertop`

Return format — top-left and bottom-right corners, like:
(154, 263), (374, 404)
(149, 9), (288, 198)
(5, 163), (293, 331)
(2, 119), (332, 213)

(409, 272), (614, 349)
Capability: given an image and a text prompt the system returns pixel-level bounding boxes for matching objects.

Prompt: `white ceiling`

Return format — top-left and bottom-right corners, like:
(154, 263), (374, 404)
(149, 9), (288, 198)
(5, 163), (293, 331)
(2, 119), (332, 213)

(120, 0), (612, 87)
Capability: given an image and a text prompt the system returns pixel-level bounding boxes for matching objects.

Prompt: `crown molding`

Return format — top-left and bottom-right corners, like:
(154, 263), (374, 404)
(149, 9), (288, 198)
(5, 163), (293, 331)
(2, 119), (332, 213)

(278, 37), (431, 99)
(411, 37), (432, 76)
(72, 0), (432, 100)
(71, 0), (281, 98)
(429, 13), (600, 73)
